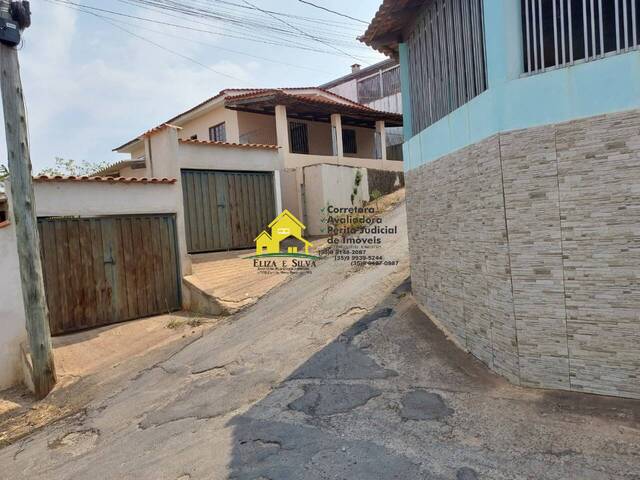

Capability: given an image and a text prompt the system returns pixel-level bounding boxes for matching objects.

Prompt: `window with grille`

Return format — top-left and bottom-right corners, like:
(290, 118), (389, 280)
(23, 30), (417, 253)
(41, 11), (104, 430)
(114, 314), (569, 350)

(357, 66), (401, 104)
(209, 122), (226, 142)
(357, 75), (382, 104)
(381, 67), (401, 97)
(406, 0), (487, 136)
(522, 0), (640, 74)
(289, 122), (309, 154)
(342, 129), (357, 154)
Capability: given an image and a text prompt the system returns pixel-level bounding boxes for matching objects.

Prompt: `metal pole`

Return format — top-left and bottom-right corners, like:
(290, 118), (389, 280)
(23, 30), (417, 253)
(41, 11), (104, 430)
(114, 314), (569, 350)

(0, 0), (57, 399)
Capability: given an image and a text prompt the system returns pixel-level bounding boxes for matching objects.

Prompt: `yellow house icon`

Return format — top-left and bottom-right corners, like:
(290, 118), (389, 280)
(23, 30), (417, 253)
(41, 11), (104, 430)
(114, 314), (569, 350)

(254, 209), (312, 255)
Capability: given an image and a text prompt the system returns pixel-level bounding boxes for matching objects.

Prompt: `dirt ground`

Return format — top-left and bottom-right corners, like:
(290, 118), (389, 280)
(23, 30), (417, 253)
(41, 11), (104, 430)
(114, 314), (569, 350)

(0, 201), (638, 479)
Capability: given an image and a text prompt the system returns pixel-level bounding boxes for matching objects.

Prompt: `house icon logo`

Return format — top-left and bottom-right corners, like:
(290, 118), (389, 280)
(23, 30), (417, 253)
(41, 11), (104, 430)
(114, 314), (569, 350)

(253, 209), (314, 257)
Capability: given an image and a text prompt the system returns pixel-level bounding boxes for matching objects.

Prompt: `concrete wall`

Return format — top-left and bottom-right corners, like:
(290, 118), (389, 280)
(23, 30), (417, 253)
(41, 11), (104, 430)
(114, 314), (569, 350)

(0, 216), (27, 390)
(178, 141), (280, 172)
(327, 78), (357, 101)
(303, 164), (369, 236)
(286, 153), (402, 172)
(367, 93), (402, 115)
(343, 125), (376, 160)
(280, 169), (301, 219)
(34, 181), (180, 217)
(238, 111), (277, 145)
(406, 108), (640, 399)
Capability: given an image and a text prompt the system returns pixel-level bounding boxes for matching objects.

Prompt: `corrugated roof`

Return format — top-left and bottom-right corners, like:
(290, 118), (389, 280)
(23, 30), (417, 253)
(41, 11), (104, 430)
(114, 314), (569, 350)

(33, 175), (176, 184)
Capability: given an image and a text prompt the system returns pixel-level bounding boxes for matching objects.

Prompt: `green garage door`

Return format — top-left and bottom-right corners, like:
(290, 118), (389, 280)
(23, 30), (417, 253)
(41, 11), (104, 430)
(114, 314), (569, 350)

(38, 214), (181, 336)
(181, 170), (276, 253)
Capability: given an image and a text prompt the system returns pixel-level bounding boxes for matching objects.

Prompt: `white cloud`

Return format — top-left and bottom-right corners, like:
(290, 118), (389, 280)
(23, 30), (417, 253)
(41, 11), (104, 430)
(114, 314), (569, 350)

(2, 1), (260, 172)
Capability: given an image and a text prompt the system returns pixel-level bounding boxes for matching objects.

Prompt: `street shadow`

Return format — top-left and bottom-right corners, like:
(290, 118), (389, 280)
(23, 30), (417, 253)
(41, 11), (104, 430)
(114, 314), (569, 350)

(223, 276), (445, 479)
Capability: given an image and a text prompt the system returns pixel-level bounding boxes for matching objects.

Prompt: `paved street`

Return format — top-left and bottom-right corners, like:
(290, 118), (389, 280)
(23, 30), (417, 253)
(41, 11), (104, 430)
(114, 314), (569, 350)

(1, 203), (639, 479)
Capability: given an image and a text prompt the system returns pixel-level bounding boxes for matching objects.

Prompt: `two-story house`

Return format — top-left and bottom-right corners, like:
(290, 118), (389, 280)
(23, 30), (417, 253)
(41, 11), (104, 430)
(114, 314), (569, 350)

(107, 87), (402, 253)
(321, 60), (404, 160)
(363, 0), (640, 400)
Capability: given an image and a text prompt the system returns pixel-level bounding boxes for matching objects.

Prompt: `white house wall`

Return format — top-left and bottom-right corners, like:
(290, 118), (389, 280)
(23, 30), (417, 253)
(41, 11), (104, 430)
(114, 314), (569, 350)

(0, 217), (27, 390)
(366, 93), (402, 114)
(33, 182), (180, 217)
(327, 79), (358, 102)
(303, 164), (370, 236)
(178, 142), (280, 172)
(238, 111), (277, 145)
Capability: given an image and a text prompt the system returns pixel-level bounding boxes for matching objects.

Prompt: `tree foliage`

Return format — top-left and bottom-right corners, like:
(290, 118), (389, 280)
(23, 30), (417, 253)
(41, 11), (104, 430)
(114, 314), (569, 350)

(38, 157), (111, 177)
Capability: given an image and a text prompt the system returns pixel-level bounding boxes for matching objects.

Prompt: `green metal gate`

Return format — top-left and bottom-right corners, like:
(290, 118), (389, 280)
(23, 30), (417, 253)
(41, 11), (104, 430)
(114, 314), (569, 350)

(181, 170), (276, 253)
(38, 214), (181, 336)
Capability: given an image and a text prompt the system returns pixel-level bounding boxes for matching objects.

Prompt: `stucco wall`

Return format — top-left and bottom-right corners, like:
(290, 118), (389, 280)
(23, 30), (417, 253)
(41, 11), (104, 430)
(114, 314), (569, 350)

(280, 169), (301, 219)
(34, 181), (179, 217)
(178, 142), (280, 172)
(238, 111), (277, 145)
(303, 164), (369, 236)
(0, 217), (27, 390)
(343, 125), (376, 160)
(178, 106), (240, 143)
(406, 108), (640, 399)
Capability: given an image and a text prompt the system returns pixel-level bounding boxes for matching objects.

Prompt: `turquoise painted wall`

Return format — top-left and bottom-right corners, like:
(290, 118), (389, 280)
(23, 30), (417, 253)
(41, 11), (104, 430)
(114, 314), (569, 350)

(403, 0), (640, 172)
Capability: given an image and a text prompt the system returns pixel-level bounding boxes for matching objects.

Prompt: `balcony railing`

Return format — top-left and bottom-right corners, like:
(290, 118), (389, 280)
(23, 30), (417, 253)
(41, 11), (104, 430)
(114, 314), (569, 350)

(522, 0), (639, 75)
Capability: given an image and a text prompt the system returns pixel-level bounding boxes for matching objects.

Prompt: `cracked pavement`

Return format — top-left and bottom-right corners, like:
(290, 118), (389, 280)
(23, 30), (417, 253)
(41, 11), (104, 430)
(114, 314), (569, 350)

(1, 204), (639, 479)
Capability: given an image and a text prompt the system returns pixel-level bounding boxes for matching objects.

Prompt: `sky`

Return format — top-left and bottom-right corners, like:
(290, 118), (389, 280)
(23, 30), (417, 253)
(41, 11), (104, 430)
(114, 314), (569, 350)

(1, 0), (386, 174)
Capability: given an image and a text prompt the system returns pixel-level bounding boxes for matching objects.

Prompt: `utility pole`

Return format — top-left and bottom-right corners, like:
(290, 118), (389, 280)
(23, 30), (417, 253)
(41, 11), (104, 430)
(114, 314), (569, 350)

(0, 0), (56, 399)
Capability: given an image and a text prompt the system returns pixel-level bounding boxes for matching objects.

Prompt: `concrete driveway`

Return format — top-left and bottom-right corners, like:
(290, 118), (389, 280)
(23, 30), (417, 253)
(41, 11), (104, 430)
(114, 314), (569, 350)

(1, 203), (639, 479)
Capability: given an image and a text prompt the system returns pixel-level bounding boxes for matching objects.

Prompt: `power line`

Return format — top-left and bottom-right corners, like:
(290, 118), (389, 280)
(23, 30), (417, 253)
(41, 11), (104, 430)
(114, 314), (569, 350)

(297, 0), (368, 24)
(206, 0), (361, 27)
(83, 10), (334, 74)
(45, 0), (252, 84)
(47, 0), (378, 59)
(241, 0), (369, 64)
(118, 0), (374, 50)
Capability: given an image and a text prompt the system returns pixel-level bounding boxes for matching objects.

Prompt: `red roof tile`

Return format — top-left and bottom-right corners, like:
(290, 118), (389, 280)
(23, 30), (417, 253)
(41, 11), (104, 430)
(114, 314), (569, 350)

(113, 87), (383, 151)
(33, 175), (176, 184)
(178, 138), (278, 150)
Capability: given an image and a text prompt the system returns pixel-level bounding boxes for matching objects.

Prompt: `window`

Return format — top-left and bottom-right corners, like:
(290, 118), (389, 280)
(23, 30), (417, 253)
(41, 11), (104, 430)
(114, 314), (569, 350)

(342, 129), (357, 154)
(381, 66), (401, 97)
(357, 75), (382, 103)
(406, 0), (487, 135)
(209, 122), (226, 142)
(357, 66), (401, 104)
(522, 0), (640, 74)
(289, 122), (309, 154)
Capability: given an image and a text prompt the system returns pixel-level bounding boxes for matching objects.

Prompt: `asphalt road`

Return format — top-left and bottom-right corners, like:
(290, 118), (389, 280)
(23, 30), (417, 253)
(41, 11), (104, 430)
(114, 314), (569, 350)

(1, 203), (639, 479)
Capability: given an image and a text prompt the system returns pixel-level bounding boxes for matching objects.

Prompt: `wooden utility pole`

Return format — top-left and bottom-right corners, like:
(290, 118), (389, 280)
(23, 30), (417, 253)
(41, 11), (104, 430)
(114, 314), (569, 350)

(0, 0), (56, 399)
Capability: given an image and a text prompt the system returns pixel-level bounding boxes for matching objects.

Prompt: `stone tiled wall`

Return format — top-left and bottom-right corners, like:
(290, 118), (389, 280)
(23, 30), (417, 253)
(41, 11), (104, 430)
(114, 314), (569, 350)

(406, 109), (640, 399)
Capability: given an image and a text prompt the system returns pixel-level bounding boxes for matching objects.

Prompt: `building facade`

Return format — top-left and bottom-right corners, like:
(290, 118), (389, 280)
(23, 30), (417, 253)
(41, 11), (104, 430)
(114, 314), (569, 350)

(321, 61), (404, 159)
(363, 0), (640, 399)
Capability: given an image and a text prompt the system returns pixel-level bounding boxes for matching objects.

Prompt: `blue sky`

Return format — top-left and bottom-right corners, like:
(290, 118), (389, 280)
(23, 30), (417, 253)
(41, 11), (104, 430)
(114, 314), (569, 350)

(2, 0), (385, 173)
